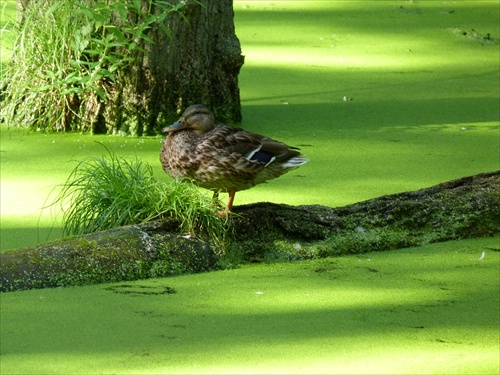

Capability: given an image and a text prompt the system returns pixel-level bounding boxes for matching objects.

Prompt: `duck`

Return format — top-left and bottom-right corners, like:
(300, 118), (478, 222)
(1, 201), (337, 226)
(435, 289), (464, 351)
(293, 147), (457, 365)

(160, 104), (308, 211)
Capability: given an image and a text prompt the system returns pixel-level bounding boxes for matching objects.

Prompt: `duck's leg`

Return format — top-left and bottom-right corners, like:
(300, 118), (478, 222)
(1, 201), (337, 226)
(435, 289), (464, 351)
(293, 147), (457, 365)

(216, 190), (235, 216)
(226, 190), (236, 211)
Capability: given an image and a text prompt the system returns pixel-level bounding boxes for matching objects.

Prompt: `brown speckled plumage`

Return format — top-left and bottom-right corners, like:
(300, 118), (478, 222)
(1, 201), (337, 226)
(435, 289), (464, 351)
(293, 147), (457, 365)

(160, 104), (308, 211)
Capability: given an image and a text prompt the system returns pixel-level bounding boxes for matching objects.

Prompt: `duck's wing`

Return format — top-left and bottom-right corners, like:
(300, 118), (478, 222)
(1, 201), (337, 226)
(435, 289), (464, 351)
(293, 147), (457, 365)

(202, 125), (301, 165)
(200, 126), (262, 160)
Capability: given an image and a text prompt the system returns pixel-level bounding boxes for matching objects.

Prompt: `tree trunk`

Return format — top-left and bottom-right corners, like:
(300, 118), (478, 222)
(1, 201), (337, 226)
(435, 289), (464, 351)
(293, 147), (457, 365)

(13, 0), (244, 134)
(106, 0), (244, 135)
(1, 171), (498, 292)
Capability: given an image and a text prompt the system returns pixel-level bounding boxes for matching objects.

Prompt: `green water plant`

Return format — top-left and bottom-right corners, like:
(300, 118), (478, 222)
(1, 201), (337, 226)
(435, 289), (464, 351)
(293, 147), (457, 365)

(1, 237), (499, 374)
(51, 145), (227, 247)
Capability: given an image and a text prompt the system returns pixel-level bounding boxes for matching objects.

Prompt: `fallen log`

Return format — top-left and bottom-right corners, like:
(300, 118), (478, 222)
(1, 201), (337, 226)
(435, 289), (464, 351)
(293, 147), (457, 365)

(230, 170), (500, 260)
(1, 171), (499, 292)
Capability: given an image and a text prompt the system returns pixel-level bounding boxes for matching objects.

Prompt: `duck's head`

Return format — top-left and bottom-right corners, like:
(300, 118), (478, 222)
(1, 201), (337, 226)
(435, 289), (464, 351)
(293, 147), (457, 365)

(162, 104), (215, 135)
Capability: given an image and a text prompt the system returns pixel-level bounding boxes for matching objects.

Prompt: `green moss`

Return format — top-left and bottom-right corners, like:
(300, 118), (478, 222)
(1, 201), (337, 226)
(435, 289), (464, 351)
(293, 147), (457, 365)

(0, 223), (224, 292)
(0, 235), (145, 291)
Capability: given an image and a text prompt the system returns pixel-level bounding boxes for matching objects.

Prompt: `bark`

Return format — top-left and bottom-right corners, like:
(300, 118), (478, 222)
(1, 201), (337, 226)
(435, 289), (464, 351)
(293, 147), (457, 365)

(106, 0), (244, 135)
(1, 171), (499, 292)
(152, 0), (244, 122)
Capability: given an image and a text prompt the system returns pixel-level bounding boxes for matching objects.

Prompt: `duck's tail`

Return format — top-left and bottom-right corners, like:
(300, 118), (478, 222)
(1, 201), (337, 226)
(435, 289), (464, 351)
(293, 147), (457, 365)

(282, 157), (309, 168)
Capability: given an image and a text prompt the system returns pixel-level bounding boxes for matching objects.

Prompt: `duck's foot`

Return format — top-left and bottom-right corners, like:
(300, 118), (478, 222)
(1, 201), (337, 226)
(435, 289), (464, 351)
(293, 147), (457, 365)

(211, 191), (225, 214)
(218, 210), (230, 217)
(213, 190), (235, 217)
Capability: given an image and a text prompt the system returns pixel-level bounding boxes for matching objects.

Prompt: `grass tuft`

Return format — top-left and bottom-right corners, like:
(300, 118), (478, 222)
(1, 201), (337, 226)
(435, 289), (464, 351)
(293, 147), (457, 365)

(50, 144), (227, 249)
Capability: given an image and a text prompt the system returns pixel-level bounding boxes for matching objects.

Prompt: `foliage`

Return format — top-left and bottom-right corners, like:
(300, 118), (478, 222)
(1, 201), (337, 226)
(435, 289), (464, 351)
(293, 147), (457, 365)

(0, 1), (17, 72)
(51, 145), (227, 247)
(0, 0), (184, 132)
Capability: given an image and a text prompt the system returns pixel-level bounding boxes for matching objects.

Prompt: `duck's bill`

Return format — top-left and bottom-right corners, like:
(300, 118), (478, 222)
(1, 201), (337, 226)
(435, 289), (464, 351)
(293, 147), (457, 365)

(162, 122), (183, 133)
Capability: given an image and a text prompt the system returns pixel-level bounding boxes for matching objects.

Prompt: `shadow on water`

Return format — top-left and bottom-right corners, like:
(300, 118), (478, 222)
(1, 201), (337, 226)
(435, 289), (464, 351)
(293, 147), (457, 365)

(0, 226), (64, 252)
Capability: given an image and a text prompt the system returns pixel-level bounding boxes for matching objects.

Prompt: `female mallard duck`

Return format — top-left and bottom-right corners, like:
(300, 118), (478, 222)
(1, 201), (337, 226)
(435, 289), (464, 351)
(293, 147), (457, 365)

(160, 104), (308, 211)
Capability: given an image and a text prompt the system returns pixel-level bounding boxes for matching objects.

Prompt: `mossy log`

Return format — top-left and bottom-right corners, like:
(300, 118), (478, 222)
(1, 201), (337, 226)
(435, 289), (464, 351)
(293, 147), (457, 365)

(1, 171), (498, 292)
(231, 171), (500, 260)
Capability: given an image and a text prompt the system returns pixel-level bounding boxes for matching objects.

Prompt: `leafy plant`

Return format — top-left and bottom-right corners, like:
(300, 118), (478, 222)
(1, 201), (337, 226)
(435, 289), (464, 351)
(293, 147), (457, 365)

(50, 145), (228, 249)
(0, 0), (183, 132)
